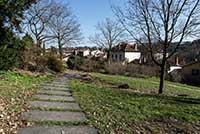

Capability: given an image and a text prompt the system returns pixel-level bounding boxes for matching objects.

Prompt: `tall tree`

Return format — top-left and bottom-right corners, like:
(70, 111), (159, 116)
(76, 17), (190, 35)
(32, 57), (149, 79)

(114, 0), (200, 94)
(48, 2), (81, 60)
(90, 18), (125, 63)
(0, 0), (34, 30)
(0, 0), (34, 70)
(24, 0), (51, 53)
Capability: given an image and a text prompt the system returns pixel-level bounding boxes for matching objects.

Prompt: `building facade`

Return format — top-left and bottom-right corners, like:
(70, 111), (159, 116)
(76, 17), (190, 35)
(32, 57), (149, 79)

(111, 42), (141, 63)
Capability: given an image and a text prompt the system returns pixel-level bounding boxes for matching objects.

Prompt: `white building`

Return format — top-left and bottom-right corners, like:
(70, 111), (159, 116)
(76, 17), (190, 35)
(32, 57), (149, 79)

(91, 49), (103, 57)
(91, 49), (106, 58)
(154, 53), (169, 60)
(75, 49), (90, 57)
(111, 42), (141, 63)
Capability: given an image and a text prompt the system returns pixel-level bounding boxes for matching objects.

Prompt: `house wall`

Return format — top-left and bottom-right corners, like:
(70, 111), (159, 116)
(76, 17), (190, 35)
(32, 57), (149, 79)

(154, 53), (169, 60)
(111, 52), (141, 63)
(182, 62), (200, 84)
(91, 50), (104, 57)
(83, 50), (90, 57)
(125, 52), (141, 62)
(111, 52), (125, 62)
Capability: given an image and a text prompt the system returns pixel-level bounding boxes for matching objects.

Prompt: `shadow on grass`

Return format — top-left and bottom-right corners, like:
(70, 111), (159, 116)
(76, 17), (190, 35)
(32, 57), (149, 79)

(117, 89), (200, 105)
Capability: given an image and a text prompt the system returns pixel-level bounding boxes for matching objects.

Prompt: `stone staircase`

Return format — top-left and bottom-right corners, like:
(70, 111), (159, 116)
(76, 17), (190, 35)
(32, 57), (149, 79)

(17, 75), (97, 134)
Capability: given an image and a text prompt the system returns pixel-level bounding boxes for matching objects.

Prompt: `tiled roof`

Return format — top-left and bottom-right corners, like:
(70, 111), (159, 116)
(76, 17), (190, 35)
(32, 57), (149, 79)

(111, 42), (139, 52)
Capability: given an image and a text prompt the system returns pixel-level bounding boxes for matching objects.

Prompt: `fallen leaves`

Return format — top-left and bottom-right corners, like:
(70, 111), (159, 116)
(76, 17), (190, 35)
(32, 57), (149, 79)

(0, 71), (49, 134)
(0, 99), (24, 134)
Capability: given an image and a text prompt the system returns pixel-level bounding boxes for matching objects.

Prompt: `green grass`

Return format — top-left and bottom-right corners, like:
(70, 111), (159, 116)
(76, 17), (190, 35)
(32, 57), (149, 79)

(69, 73), (200, 134)
(91, 73), (200, 98)
(0, 71), (50, 113)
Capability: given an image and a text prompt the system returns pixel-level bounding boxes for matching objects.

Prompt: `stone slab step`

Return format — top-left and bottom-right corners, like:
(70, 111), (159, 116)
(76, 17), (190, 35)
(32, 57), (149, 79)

(21, 110), (86, 122)
(33, 95), (75, 102)
(41, 86), (70, 91)
(37, 90), (71, 96)
(42, 84), (67, 87)
(17, 126), (97, 134)
(29, 101), (81, 110)
(51, 82), (67, 84)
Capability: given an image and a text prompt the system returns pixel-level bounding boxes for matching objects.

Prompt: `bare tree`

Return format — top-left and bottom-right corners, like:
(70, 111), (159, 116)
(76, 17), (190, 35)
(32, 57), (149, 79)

(24, 0), (52, 53)
(114, 0), (200, 94)
(48, 2), (81, 60)
(90, 18), (126, 63)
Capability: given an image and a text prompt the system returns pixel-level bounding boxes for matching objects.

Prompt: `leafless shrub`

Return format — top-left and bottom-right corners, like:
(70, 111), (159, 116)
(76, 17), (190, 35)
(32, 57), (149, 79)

(105, 63), (159, 77)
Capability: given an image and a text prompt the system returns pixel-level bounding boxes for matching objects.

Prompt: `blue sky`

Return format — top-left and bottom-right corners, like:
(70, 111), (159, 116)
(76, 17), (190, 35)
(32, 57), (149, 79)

(65, 0), (125, 46)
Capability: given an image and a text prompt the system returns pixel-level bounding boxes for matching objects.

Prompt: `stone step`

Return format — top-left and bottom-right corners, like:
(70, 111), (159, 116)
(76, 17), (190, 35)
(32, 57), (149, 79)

(17, 126), (98, 134)
(41, 86), (70, 91)
(51, 81), (67, 84)
(42, 83), (67, 87)
(33, 95), (75, 102)
(37, 90), (71, 96)
(29, 101), (81, 110)
(21, 110), (86, 122)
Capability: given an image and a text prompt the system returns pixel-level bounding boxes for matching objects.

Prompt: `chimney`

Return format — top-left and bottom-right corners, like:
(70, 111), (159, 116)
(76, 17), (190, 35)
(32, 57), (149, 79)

(134, 44), (138, 51)
(175, 57), (179, 66)
(143, 57), (147, 63)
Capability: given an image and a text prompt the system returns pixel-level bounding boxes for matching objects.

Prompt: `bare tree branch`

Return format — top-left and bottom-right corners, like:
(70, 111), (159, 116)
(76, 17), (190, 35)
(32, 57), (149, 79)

(113, 0), (200, 94)
(89, 18), (126, 62)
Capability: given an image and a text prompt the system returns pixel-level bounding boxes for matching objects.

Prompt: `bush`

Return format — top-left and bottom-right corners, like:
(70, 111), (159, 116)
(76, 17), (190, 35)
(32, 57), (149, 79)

(67, 55), (105, 72)
(105, 62), (159, 77)
(0, 30), (23, 70)
(67, 56), (78, 69)
(47, 55), (65, 72)
(80, 59), (104, 72)
(67, 55), (84, 70)
(168, 70), (183, 83)
(105, 62), (126, 75)
(127, 64), (159, 77)
(35, 56), (48, 72)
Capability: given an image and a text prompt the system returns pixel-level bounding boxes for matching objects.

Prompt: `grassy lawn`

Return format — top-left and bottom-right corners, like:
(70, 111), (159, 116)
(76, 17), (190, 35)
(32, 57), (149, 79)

(91, 73), (200, 98)
(69, 72), (200, 134)
(0, 71), (50, 133)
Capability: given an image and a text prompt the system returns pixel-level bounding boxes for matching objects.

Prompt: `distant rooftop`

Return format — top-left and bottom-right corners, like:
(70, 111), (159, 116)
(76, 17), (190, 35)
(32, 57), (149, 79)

(111, 42), (139, 52)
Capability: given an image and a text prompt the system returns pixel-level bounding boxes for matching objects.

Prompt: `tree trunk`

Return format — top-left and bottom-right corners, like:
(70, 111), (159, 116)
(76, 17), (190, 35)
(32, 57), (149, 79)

(36, 38), (41, 55)
(159, 63), (166, 94)
(107, 48), (112, 65)
(58, 39), (63, 60)
(42, 42), (45, 54)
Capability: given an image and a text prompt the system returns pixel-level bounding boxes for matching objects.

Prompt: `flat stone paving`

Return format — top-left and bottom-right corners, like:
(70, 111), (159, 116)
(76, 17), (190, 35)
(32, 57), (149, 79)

(17, 74), (97, 134)
(42, 84), (67, 88)
(17, 126), (98, 134)
(33, 94), (75, 101)
(29, 101), (81, 110)
(37, 90), (71, 96)
(21, 110), (86, 122)
(41, 86), (70, 91)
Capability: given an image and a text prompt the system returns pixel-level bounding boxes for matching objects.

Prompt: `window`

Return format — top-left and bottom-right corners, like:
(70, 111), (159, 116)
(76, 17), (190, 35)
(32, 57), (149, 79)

(115, 54), (118, 60)
(119, 54), (122, 61)
(112, 54), (114, 59)
(192, 69), (199, 76)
